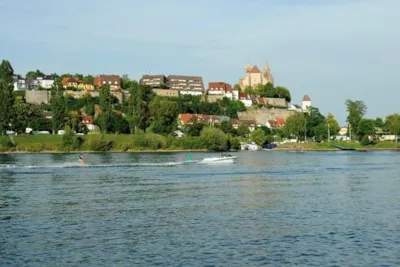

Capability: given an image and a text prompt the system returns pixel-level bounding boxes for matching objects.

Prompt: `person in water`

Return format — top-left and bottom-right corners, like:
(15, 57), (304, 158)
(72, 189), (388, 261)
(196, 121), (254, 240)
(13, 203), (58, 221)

(79, 153), (84, 164)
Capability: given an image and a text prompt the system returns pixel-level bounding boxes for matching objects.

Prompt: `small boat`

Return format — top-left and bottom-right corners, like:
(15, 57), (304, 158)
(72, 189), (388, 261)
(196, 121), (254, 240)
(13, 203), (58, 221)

(202, 153), (238, 163)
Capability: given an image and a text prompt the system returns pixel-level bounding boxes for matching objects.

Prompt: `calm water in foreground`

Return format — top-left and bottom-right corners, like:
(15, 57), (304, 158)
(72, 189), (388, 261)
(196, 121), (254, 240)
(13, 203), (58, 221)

(1, 151), (399, 266)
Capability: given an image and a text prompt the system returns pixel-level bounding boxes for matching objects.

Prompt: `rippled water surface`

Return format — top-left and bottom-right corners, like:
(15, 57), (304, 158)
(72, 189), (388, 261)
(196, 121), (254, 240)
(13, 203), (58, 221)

(1, 151), (399, 266)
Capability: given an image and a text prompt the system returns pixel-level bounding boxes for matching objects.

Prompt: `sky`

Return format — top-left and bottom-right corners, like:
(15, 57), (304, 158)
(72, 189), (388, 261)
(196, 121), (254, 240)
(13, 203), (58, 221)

(1, 0), (399, 124)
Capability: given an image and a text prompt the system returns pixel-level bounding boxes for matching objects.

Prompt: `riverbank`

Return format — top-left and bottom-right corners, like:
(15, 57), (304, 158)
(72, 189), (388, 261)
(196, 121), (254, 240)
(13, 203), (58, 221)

(274, 141), (400, 151)
(1, 135), (399, 153)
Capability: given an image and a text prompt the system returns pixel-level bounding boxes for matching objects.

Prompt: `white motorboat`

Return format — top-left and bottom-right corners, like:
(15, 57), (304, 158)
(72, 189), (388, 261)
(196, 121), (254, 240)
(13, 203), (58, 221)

(201, 154), (238, 163)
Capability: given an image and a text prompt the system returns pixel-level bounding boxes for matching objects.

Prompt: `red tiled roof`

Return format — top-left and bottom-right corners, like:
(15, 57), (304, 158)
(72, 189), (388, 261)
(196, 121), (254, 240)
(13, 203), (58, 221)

(268, 120), (280, 128)
(276, 118), (286, 126)
(208, 82), (232, 92)
(82, 115), (93, 124)
(62, 77), (81, 85)
(239, 93), (248, 99)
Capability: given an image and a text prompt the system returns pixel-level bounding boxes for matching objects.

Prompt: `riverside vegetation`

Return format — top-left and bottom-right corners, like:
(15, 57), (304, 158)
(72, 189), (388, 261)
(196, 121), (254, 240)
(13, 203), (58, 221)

(1, 59), (400, 153)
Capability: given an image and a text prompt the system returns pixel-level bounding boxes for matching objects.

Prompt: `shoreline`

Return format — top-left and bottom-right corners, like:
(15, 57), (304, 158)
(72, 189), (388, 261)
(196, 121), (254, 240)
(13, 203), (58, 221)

(1, 147), (399, 154)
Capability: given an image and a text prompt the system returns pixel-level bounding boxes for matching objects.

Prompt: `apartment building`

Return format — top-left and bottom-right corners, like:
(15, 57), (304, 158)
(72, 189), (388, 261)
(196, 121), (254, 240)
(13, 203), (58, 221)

(140, 75), (167, 88)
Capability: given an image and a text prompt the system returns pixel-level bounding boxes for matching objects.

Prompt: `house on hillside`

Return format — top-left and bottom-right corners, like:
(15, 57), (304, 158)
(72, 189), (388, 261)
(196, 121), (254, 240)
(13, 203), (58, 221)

(207, 82), (239, 100)
(94, 75), (121, 90)
(36, 75), (55, 89)
(238, 93), (253, 107)
(82, 115), (96, 131)
(13, 75), (27, 91)
(177, 113), (221, 128)
(266, 118), (286, 129)
(231, 119), (257, 132)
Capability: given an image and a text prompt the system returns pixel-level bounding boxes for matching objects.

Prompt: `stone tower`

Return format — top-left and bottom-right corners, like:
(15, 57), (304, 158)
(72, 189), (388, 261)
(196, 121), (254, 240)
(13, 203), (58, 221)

(263, 61), (274, 85)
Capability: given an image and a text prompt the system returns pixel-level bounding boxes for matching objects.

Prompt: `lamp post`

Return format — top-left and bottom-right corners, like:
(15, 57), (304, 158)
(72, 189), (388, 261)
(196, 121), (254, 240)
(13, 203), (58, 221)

(328, 122), (330, 142)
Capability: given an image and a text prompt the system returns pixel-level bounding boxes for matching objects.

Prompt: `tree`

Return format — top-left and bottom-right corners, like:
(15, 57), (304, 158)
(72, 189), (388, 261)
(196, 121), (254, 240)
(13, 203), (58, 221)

(200, 127), (228, 151)
(0, 60), (15, 135)
(99, 84), (112, 133)
(237, 125), (250, 137)
(121, 74), (131, 89)
(50, 80), (68, 133)
(274, 86), (291, 103)
(283, 112), (306, 141)
(357, 118), (376, 143)
(251, 128), (267, 146)
(148, 97), (179, 134)
(305, 107), (326, 139)
(345, 99), (367, 138)
(384, 113), (400, 134)
(326, 113), (340, 136)
(127, 81), (147, 133)
(26, 69), (44, 80)
(233, 84), (241, 91)
(374, 117), (385, 128)
(12, 98), (43, 133)
(185, 122), (206, 137)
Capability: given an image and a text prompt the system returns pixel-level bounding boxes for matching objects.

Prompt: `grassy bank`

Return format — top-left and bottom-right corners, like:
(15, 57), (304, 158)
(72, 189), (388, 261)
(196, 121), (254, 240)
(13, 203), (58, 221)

(1, 135), (399, 153)
(275, 141), (400, 151)
(0, 134), (219, 153)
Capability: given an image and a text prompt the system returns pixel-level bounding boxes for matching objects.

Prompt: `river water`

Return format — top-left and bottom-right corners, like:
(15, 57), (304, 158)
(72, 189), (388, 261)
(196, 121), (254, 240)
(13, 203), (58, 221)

(1, 151), (399, 266)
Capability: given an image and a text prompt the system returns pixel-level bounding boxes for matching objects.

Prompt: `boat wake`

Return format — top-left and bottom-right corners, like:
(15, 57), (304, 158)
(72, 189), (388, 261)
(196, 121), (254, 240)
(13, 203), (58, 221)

(0, 161), (193, 170)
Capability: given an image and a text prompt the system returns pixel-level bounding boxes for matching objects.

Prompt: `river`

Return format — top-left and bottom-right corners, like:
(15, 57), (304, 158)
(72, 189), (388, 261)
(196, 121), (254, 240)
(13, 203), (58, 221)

(1, 151), (399, 266)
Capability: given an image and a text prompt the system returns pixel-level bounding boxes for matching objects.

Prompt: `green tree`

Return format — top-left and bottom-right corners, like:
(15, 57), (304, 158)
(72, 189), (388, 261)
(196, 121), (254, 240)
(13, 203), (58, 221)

(50, 80), (67, 133)
(251, 128), (267, 146)
(326, 113), (340, 136)
(200, 127), (228, 151)
(237, 124), (250, 137)
(384, 113), (400, 134)
(127, 81), (147, 133)
(374, 117), (385, 128)
(0, 60), (15, 135)
(345, 99), (367, 138)
(274, 86), (291, 103)
(148, 96), (179, 134)
(121, 74), (131, 89)
(26, 69), (44, 80)
(357, 118), (376, 142)
(99, 84), (112, 133)
(284, 112), (306, 141)
(185, 122), (206, 137)
(12, 98), (43, 133)
(305, 107), (326, 138)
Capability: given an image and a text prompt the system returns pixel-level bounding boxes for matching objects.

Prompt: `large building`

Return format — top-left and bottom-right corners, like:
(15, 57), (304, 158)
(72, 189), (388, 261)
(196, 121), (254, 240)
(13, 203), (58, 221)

(239, 61), (274, 90)
(94, 75), (121, 90)
(140, 75), (167, 88)
(167, 75), (204, 95)
(208, 82), (239, 100)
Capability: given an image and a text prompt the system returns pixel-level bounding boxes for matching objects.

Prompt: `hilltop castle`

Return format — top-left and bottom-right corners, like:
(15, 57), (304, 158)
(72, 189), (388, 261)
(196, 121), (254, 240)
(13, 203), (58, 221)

(239, 61), (274, 90)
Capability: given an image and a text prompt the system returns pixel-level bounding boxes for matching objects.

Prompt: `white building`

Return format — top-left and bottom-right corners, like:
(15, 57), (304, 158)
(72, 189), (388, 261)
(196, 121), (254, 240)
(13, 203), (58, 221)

(302, 95), (312, 111)
(36, 75), (55, 89)
(12, 75), (27, 91)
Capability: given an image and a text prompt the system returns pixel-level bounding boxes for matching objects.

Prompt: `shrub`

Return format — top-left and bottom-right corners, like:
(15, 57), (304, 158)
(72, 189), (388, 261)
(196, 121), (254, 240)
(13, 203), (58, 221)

(89, 135), (113, 151)
(61, 126), (82, 151)
(132, 133), (167, 150)
(0, 136), (15, 152)
(200, 127), (228, 151)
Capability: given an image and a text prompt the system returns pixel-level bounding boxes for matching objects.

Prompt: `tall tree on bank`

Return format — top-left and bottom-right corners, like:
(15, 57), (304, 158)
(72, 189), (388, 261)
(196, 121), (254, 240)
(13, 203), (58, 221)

(99, 84), (113, 133)
(127, 81), (146, 133)
(0, 60), (15, 135)
(50, 80), (67, 133)
(345, 99), (367, 139)
(283, 112), (306, 141)
(326, 113), (340, 136)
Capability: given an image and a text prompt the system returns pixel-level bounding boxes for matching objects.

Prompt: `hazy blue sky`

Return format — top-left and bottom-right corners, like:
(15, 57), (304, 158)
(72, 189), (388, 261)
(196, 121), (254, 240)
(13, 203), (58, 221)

(1, 0), (399, 124)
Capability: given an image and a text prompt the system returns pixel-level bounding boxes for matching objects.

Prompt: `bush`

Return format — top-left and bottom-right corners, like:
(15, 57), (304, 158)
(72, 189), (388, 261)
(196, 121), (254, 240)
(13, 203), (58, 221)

(132, 133), (167, 150)
(200, 127), (228, 151)
(228, 136), (241, 151)
(89, 135), (113, 151)
(61, 126), (82, 151)
(0, 136), (15, 152)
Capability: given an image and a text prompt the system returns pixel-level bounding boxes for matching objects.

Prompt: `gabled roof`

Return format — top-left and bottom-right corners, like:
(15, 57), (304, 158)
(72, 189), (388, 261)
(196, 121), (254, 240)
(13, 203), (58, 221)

(268, 120), (280, 128)
(62, 77), (81, 85)
(276, 118), (286, 126)
(239, 93), (248, 99)
(250, 65), (261, 73)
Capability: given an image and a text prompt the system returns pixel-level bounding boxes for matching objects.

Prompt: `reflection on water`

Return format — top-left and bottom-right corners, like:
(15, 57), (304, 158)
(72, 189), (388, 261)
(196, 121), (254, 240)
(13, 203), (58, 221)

(0, 151), (399, 266)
